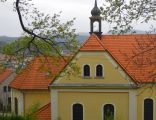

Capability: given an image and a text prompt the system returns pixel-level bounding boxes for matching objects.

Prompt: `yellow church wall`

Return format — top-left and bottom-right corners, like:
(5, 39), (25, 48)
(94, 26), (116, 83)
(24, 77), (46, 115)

(57, 91), (129, 120)
(23, 90), (50, 113)
(137, 86), (156, 120)
(57, 52), (132, 85)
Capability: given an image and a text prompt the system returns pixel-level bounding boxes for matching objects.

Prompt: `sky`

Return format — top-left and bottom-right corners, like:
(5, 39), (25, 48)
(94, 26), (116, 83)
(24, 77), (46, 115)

(0, 0), (155, 37)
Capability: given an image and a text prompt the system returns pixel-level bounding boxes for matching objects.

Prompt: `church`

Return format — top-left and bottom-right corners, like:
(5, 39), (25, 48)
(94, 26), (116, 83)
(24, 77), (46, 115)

(9, 0), (156, 120)
(49, 0), (156, 120)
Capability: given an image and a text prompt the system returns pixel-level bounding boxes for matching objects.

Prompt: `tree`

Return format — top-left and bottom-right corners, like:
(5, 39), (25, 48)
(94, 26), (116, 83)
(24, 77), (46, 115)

(0, 0), (79, 69)
(100, 0), (156, 34)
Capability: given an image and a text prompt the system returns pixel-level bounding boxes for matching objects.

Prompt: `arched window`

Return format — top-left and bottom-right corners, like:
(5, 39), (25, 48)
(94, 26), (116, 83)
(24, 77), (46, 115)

(103, 104), (114, 120)
(144, 98), (153, 120)
(15, 97), (18, 115)
(83, 65), (90, 77)
(73, 103), (83, 120)
(93, 21), (99, 32)
(96, 65), (103, 77)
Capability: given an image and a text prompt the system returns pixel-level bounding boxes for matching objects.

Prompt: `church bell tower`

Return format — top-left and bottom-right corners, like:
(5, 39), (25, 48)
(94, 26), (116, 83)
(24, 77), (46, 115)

(90, 0), (102, 39)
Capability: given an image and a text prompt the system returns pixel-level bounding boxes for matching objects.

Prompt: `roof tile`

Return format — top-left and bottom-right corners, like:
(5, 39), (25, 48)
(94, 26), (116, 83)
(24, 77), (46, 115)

(34, 103), (51, 120)
(80, 34), (105, 51)
(10, 56), (68, 90)
(101, 34), (156, 83)
(0, 68), (12, 83)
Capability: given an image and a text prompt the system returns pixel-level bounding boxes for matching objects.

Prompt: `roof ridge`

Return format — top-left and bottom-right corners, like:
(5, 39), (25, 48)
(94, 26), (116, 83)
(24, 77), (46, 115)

(80, 34), (105, 51)
(79, 35), (92, 49)
(92, 33), (105, 50)
(105, 49), (137, 84)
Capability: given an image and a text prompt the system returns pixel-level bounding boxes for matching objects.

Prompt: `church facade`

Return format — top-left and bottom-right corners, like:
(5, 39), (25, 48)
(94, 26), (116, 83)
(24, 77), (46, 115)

(49, 0), (156, 120)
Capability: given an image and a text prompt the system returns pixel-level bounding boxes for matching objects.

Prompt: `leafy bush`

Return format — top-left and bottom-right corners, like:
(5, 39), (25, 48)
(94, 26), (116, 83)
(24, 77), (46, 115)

(0, 114), (36, 120)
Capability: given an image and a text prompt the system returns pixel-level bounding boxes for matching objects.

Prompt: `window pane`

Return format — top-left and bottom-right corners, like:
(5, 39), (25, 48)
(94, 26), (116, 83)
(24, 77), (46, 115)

(96, 65), (103, 77)
(104, 104), (114, 120)
(73, 104), (83, 120)
(3, 86), (7, 92)
(84, 65), (90, 77)
(8, 97), (11, 112)
(144, 99), (153, 120)
(15, 97), (18, 115)
(8, 86), (11, 92)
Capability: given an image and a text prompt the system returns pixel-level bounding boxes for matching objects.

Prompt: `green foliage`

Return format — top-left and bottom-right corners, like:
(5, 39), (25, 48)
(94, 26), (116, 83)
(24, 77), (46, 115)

(0, 114), (35, 120)
(26, 103), (40, 116)
(101, 0), (156, 34)
(2, 36), (59, 56)
(1, 35), (79, 72)
(0, 0), (79, 72)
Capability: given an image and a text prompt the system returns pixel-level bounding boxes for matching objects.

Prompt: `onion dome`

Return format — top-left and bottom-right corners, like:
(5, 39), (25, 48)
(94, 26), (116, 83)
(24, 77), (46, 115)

(91, 0), (101, 16)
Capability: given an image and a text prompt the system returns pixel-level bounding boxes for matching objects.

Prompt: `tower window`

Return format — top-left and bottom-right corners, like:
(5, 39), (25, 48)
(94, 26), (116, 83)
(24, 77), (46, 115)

(73, 103), (83, 120)
(83, 65), (90, 77)
(144, 98), (153, 120)
(103, 104), (114, 120)
(93, 21), (99, 32)
(96, 65), (103, 77)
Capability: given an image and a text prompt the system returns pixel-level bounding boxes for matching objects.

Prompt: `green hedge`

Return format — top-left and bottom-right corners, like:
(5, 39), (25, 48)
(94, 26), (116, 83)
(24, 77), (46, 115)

(0, 114), (36, 120)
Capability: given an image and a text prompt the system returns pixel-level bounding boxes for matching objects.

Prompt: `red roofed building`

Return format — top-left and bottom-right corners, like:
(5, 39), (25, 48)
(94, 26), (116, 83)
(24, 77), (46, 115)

(9, 1), (156, 120)
(49, 1), (156, 120)
(10, 56), (68, 115)
(0, 68), (15, 112)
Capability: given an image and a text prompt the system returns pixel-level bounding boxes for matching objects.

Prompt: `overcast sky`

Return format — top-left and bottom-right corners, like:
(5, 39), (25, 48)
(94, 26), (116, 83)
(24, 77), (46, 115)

(0, 0), (155, 37)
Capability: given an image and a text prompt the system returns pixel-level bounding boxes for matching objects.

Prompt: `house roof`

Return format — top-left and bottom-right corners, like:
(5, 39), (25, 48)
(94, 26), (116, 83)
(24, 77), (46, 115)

(79, 34), (156, 83)
(0, 68), (12, 84)
(10, 56), (68, 90)
(34, 103), (51, 120)
(80, 34), (105, 51)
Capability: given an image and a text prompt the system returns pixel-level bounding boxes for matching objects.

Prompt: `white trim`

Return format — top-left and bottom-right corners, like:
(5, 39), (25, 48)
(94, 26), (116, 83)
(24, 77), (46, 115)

(51, 90), (58, 120)
(11, 88), (14, 113)
(71, 102), (85, 120)
(21, 93), (24, 115)
(57, 89), (131, 93)
(102, 103), (116, 120)
(53, 52), (81, 84)
(82, 64), (91, 78)
(129, 91), (137, 120)
(142, 97), (155, 120)
(95, 64), (104, 78)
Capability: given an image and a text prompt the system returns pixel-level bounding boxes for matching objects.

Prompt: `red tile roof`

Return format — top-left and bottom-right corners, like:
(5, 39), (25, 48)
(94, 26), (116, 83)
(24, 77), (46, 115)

(10, 56), (68, 90)
(80, 34), (156, 83)
(80, 34), (105, 51)
(0, 68), (12, 83)
(34, 103), (51, 120)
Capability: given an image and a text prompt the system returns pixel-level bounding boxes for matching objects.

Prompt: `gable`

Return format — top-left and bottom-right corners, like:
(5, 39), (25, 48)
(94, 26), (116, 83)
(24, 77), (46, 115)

(53, 51), (135, 86)
(51, 34), (156, 87)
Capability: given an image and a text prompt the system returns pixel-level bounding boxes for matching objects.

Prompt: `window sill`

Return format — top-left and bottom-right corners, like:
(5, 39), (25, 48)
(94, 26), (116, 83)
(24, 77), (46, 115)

(82, 76), (92, 79)
(94, 76), (104, 79)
